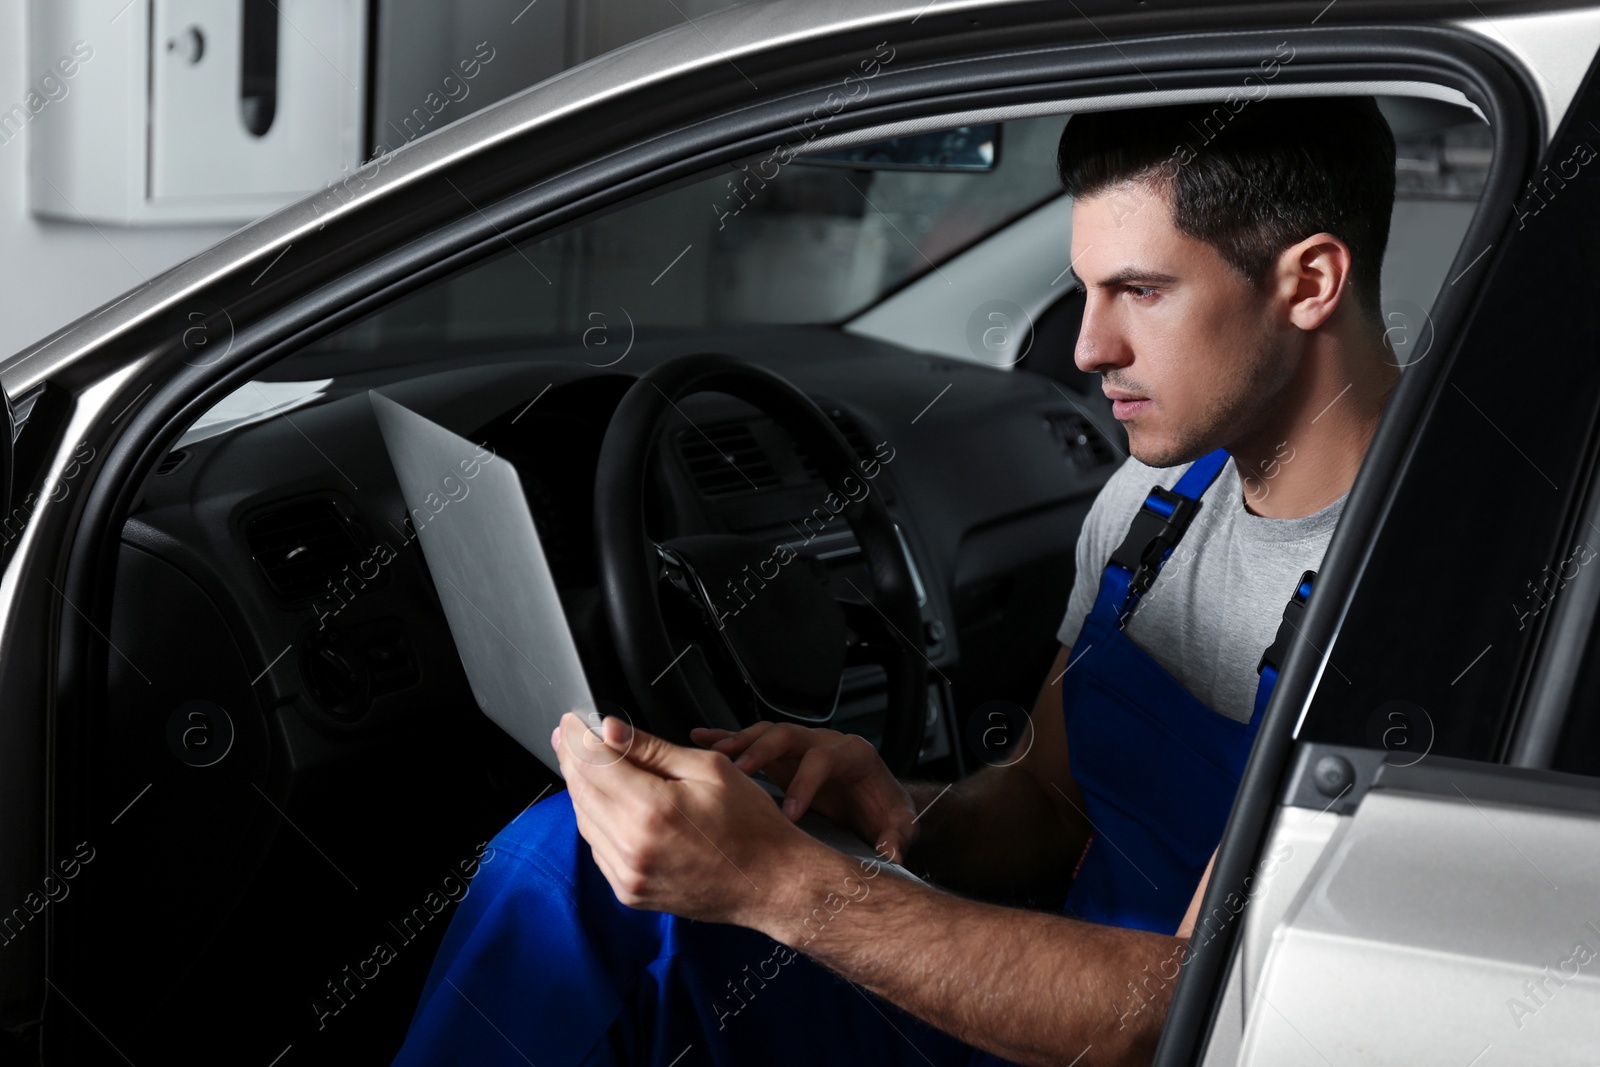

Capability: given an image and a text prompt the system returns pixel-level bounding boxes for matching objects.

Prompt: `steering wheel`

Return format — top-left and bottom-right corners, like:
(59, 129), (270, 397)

(594, 353), (927, 775)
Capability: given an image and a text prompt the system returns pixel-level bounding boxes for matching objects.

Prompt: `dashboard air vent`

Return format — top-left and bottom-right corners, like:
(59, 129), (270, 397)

(155, 449), (190, 476)
(245, 499), (364, 602)
(678, 422), (781, 496)
(1045, 412), (1117, 471)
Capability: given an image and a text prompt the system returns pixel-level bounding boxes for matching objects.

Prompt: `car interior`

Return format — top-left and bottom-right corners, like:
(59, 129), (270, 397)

(49, 90), (1494, 1062)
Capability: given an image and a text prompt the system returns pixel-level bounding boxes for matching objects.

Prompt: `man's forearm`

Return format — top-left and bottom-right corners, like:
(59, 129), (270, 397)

(902, 768), (1084, 907)
(755, 846), (1182, 1067)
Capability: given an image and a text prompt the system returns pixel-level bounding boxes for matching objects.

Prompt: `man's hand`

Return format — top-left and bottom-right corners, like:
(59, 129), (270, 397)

(554, 712), (829, 927)
(689, 721), (920, 864)
(557, 712), (1212, 1067)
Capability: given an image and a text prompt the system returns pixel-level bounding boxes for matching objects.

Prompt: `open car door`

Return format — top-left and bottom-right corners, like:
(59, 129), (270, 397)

(1161, 16), (1600, 1066)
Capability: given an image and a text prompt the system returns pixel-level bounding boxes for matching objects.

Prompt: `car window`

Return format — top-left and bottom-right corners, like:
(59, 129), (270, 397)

(1290, 97), (1600, 767)
(279, 116), (1070, 374)
(274, 97), (1491, 384)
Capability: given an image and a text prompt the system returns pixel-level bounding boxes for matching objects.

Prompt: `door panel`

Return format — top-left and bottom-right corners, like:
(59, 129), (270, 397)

(1197, 807), (1342, 1066)
(1241, 786), (1600, 1064)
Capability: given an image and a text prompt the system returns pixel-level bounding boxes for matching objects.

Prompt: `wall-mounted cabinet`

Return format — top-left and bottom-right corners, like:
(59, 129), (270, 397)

(28, 0), (367, 226)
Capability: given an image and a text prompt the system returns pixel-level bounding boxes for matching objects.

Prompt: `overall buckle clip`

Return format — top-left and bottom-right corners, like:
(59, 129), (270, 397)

(1109, 486), (1201, 608)
(1258, 571), (1317, 676)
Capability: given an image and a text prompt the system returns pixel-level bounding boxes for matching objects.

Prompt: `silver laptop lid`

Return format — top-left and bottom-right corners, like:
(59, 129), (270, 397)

(370, 391), (596, 778)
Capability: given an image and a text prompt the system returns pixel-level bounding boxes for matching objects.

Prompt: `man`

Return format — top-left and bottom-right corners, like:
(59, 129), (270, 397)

(392, 96), (1399, 1066)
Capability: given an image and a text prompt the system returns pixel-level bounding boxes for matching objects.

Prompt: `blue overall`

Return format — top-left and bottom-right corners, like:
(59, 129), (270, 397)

(391, 448), (1305, 1066)
(1058, 448), (1295, 935)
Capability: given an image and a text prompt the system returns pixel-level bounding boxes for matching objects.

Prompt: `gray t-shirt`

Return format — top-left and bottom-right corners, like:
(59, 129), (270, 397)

(1056, 454), (1346, 724)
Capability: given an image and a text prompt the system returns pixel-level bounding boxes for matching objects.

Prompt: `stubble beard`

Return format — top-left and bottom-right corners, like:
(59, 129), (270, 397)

(1126, 331), (1291, 469)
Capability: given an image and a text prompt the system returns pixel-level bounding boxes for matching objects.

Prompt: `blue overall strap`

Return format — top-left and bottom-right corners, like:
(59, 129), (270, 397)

(1098, 448), (1231, 626)
(1252, 570), (1317, 727)
(1170, 447), (1232, 499)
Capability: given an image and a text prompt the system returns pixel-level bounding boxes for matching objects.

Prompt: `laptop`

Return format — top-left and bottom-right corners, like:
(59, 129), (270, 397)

(371, 391), (923, 879)
(371, 391), (601, 778)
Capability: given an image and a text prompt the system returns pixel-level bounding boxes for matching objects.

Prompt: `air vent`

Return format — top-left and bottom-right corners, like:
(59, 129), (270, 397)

(795, 412), (875, 480)
(245, 499), (365, 602)
(155, 450), (190, 476)
(678, 422), (781, 496)
(1045, 412), (1117, 471)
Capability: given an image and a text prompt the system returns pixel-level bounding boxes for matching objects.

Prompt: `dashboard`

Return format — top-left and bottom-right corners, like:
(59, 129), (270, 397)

(118, 324), (1121, 775)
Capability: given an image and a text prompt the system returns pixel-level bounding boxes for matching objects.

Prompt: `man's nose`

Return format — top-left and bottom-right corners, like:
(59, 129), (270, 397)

(1074, 295), (1129, 375)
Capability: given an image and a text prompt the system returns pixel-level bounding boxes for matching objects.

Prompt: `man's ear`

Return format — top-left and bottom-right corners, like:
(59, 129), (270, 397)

(1279, 231), (1354, 332)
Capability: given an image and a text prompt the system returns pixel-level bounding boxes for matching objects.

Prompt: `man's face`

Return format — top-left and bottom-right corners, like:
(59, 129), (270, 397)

(1070, 180), (1294, 467)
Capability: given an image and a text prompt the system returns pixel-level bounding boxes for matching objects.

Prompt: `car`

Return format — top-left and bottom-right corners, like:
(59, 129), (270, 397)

(3, 0), (1599, 1063)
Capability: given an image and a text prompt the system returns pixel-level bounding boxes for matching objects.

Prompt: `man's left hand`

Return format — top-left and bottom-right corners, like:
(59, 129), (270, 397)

(553, 711), (828, 929)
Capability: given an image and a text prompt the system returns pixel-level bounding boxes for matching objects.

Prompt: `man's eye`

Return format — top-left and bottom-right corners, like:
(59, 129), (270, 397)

(1127, 285), (1158, 300)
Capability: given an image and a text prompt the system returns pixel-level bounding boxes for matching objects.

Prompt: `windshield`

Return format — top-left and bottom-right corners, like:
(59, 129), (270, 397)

(285, 116), (1071, 371)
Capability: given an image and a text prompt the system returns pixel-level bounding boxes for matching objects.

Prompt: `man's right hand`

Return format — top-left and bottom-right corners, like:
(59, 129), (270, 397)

(689, 722), (920, 863)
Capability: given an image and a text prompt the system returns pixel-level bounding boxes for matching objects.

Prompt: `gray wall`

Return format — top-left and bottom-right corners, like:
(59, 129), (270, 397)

(0, 0), (234, 361)
(0, 0), (743, 360)
(372, 0), (569, 155)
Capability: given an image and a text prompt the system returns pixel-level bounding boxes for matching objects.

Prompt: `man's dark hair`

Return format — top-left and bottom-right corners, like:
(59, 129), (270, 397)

(1057, 96), (1397, 317)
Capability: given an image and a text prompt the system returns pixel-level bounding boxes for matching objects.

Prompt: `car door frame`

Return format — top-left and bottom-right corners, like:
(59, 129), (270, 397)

(1158, 17), (1600, 1067)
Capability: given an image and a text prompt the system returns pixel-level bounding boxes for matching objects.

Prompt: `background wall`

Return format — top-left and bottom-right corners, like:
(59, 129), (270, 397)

(0, 0), (233, 359)
(0, 0), (741, 360)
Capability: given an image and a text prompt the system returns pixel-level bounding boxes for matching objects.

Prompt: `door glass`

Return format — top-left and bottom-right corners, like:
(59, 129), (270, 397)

(283, 116), (1072, 372)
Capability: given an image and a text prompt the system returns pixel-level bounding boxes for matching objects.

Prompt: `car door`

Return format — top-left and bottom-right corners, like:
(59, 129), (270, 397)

(1158, 8), (1600, 1065)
